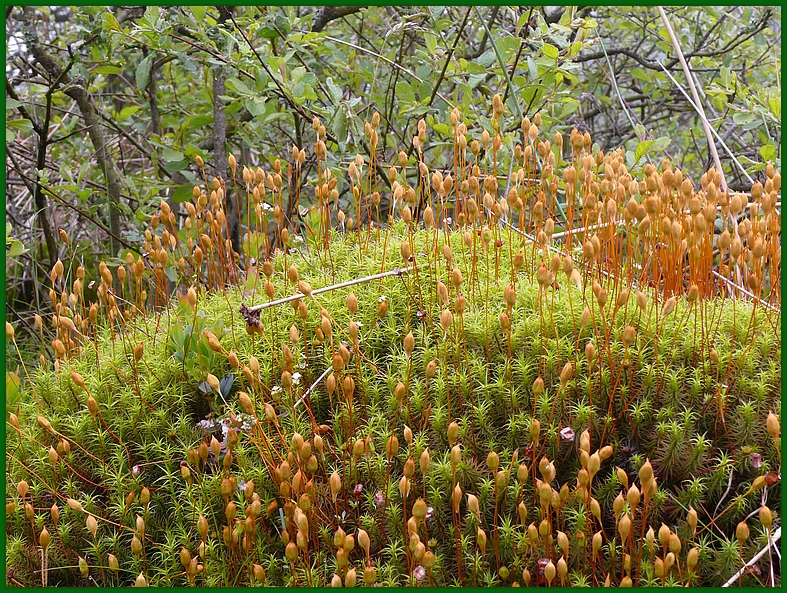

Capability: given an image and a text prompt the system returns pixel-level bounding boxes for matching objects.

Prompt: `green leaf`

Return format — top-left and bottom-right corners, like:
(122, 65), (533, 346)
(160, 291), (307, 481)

(164, 159), (188, 173)
(162, 147), (185, 162)
(331, 105), (347, 144)
(170, 185), (195, 203)
(395, 81), (415, 106)
(259, 26), (279, 40)
(559, 99), (578, 117)
(93, 65), (122, 75)
(182, 115), (213, 133)
(768, 97), (780, 118)
(759, 144), (775, 162)
(325, 77), (343, 105)
(300, 82), (317, 101)
(7, 119), (33, 133)
(183, 144), (205, 157)
(102, 11), (120, 32)
(5, 99), (21, 110)
(291, 66), (306, 85)
(417, 80), (431, 102)
(7, 239), (27, 258)
(432, 123), (451, 137)
(144, 5), (160, 25)
(542, 43), (559, 60)
(226, 77), (252, 96)
(465, 62), (487, 75)
(526, 57), (538, 81)
(176, 52), (198, 73)
(428, 6), (444, 20)
(635, 139), (654, 162)
(651, 136), (671, 152)
(244, 98), (267, 117)
(732, 112), (755, 125)
(415, 64), (432, 82)
(568, 41), (584, 58)
(424, 32), (437, 55)
(292, 81), (305, 105)
(117, 105), (142, 120)
(190, 6), (206, 22)
(136, 55), (152, 91)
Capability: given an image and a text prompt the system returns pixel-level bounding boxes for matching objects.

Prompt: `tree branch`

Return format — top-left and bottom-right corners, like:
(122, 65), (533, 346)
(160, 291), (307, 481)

(311, 6), (364, 32)
(23, 11), (123, 257)
(428, 7), (472, 107)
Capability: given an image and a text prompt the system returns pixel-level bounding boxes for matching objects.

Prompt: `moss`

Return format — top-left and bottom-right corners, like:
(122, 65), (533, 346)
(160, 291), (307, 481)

(7, 225), (781, 587)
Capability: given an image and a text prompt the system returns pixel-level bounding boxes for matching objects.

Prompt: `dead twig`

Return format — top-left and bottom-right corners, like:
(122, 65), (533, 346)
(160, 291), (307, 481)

(242, 265), (415, 313)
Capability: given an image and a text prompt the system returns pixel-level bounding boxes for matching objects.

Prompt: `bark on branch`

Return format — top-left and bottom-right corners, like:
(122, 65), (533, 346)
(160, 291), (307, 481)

(6, 76), (58, 267)
(311, 6), (364, 32)
(23, 11), (123, 257)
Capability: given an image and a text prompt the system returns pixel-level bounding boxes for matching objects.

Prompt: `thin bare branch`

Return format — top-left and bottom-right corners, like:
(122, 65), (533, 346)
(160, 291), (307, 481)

(243, 265), (415, 313)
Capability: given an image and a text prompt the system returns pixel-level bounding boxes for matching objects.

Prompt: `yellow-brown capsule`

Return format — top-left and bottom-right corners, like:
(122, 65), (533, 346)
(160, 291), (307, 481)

(440, 309), (453, 332)
(759, 505), (773, 530)
(400, 240), (412, 262)
(403, 331), (415, 357)
(767, 412), (780, 438)
(639, 459), (654, 484)
(329, 471), (341, 502)
(447, 421), (459, 445)
(86, 395), (99, 417)
(735, 521), (749, 544)
(544, 559), (556, 585)
(687, 547), (698, 572)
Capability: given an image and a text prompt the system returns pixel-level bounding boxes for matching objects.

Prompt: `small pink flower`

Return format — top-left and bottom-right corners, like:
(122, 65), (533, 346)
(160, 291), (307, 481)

(751, 452), (762, 469)
(413, 565), (426, 581)
(353, 483), (364, 497)
(560, 427), (575, 442)
(132, 465), (141, 477)
(426, 506), (434, 520)
(373, 492), (384, 507)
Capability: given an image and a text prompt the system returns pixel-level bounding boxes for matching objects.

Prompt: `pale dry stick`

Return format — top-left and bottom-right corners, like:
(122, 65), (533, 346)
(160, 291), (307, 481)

(278, 365), (334, 418)
(242, 266), (415, 313)
(657, 7), (726, 192)
(713, 466), (736, 516)
(551, 219), (623, 241)
(597, 33), (645, 154)
(721, 527), (780, 587)
(712, 270), (781, 314)
(624, 257), (780, 313)
(655, 61), (755, 187)
(690, 67), (761, 168)
(652, 50), (759, 287)
(41, 548), (48, 587)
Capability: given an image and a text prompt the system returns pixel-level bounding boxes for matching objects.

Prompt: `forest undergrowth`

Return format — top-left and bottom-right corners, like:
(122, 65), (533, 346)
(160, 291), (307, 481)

(5, 105), (782, 587)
